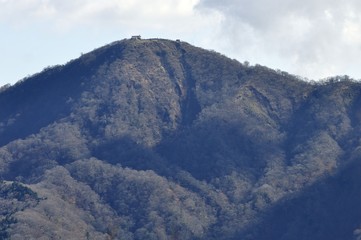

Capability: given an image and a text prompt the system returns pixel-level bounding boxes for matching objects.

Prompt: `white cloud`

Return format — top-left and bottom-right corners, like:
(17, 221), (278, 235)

(0, 0), (207, 33)
(343, 19), (361, 44)
(196, 0), (361, 80)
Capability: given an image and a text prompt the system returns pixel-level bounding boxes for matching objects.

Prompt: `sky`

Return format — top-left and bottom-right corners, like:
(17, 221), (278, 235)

(1, 0), (361, 87)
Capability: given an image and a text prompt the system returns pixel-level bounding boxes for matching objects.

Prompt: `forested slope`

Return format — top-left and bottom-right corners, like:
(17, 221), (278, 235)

(0, 38), (361, 239)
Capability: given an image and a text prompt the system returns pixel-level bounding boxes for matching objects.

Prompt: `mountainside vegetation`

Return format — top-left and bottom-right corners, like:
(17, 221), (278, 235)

(0, 38), (361, 239)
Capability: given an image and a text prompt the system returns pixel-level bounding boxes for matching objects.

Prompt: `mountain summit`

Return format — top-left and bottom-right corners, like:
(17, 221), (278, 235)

(0, 38), (361, 239)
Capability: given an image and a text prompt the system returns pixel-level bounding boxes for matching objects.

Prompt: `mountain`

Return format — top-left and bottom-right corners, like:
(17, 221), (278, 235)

(0, 38), (361, 239)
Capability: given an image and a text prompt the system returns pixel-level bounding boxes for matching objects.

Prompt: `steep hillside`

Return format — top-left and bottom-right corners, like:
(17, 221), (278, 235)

(0, 38), (361, 239)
